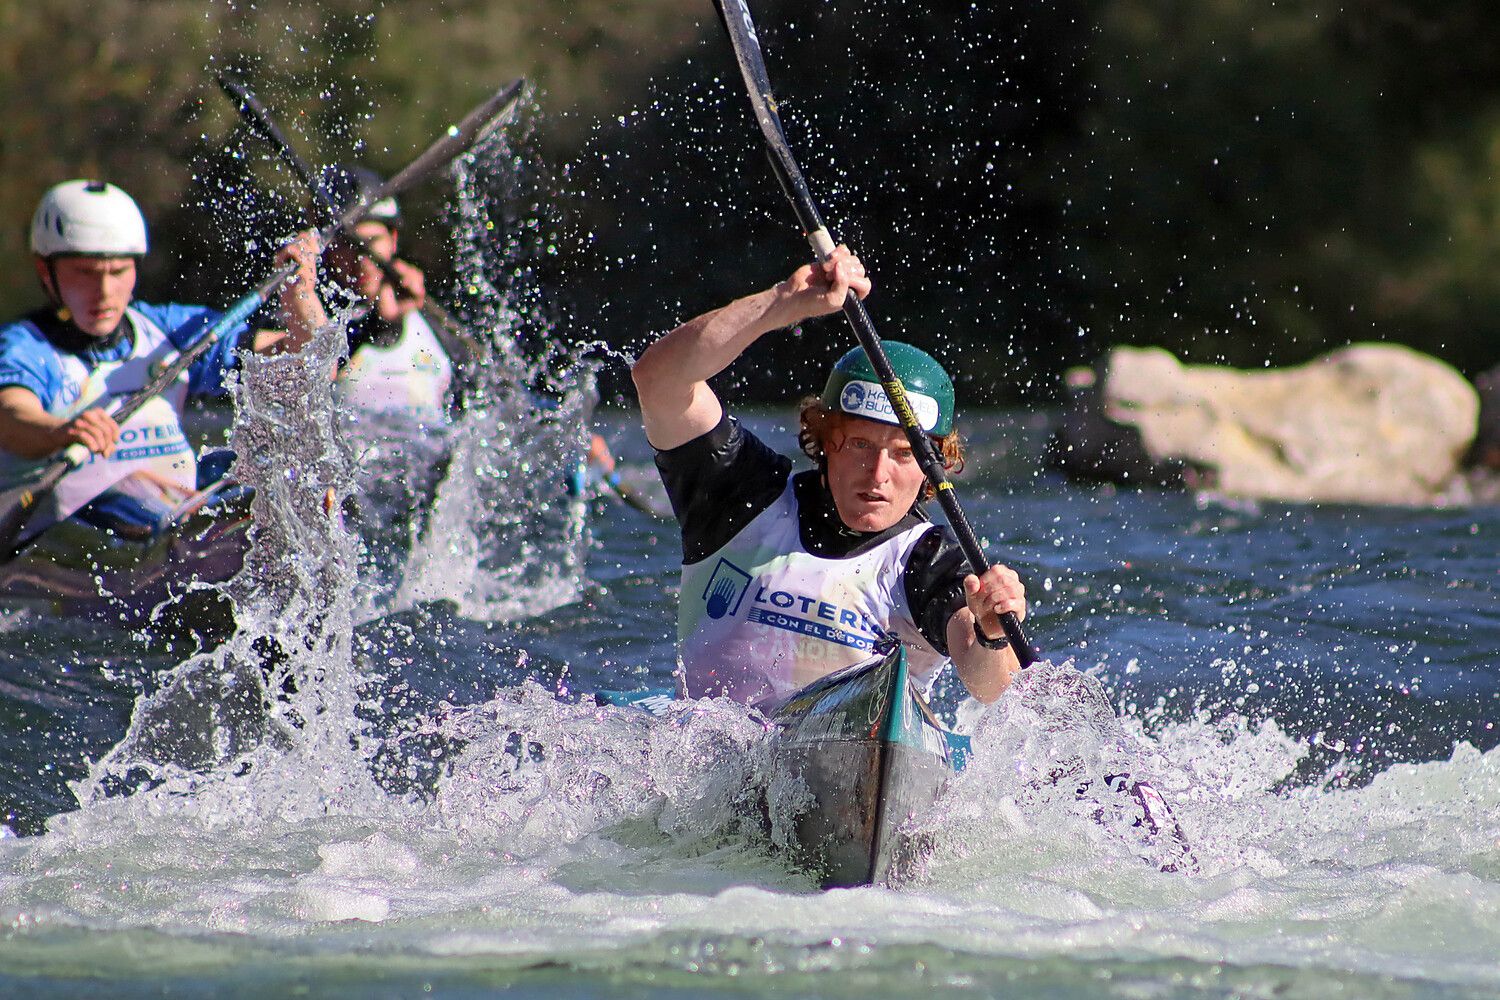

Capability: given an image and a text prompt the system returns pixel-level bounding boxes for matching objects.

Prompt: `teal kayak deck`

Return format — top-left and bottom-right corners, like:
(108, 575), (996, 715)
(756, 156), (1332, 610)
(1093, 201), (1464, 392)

(766, 644), (954, 887)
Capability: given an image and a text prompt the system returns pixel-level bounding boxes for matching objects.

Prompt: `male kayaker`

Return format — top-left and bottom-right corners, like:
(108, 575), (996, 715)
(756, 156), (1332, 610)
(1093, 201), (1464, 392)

(632, 248), (1027, 707)
(317, 164), (456, 430)
(0, 179), (326, 544)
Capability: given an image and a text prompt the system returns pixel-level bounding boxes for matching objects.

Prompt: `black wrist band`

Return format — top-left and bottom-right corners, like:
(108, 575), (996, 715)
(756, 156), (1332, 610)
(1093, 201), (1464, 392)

(973, 618), (1010, 650)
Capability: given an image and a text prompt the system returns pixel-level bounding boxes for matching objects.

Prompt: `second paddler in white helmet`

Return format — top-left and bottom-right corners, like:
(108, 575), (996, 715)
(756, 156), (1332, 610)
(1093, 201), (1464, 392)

(631, 246), (1027, 708)
(0, 179), (326, 544)
(317, 164), (454, 430)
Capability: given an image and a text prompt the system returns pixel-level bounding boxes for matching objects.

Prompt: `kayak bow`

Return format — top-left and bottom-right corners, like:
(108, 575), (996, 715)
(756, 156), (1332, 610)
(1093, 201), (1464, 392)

(768, 642), (958, 887)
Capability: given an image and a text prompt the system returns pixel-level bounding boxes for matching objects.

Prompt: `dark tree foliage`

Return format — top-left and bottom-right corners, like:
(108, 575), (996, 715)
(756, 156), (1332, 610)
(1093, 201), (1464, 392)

(565, 0), (1094, 406)
(2, 0), (1497, 403)
(1056, 0), (1500, 376)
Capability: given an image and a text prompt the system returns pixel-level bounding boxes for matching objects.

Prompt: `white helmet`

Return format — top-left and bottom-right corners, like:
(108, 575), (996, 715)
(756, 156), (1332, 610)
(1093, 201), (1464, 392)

(30, 180), (149, 258)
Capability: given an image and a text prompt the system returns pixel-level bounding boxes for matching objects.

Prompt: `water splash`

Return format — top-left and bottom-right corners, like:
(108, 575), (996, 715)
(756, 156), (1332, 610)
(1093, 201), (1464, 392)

(905, 660), (1203, 882)
(347, 123), (598, 622)
(72, 308), (368, 809)
(426, 686), (783, 860)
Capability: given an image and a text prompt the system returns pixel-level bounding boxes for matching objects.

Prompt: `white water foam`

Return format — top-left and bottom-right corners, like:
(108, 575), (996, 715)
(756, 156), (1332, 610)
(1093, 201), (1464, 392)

(4, 668), (1498, 998)
(3, 320), (1492, 995)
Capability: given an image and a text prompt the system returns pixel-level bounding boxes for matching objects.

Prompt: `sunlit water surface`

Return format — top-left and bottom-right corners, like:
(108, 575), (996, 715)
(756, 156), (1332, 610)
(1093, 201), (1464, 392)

(1, 397), (1496, 999)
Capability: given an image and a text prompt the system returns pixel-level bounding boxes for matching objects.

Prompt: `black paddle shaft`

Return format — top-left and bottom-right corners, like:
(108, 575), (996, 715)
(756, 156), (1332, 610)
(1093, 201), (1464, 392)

(711, 0), (1035, 666)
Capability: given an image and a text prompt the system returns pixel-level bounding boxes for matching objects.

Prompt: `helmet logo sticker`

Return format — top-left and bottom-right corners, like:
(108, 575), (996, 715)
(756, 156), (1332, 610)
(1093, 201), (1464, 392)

(836, 379), (939, 432)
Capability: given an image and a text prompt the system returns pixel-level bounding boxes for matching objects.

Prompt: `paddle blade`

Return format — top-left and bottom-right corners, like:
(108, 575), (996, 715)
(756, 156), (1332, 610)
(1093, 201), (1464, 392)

(607, 475), (669, 520)
(0, 460), (69, 560)
(468, 77), (527, 145)
(712, 0), (828, 241)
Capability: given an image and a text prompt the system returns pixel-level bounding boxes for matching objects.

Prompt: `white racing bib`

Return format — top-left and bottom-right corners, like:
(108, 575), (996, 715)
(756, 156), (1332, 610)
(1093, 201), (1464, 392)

(338, 312), (454, 426)
(677, 477), (947, 706)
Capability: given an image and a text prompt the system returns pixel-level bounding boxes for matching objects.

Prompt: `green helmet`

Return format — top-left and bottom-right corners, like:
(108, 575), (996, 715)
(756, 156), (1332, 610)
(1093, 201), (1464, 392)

(820, 342), (955, 437)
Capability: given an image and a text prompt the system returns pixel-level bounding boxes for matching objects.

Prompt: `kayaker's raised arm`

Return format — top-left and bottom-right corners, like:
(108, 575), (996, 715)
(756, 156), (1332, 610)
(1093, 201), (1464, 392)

(248, 228), (328, 356)
(632, 246), (870, 451)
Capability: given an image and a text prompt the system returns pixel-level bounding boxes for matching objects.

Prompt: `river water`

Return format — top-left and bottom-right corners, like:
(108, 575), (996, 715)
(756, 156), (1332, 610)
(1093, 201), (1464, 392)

(1, 382), (1497, 998)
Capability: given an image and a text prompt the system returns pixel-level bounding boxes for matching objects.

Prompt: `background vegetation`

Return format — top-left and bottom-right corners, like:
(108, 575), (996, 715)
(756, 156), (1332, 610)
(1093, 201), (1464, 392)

(2, 0), (1496, 404)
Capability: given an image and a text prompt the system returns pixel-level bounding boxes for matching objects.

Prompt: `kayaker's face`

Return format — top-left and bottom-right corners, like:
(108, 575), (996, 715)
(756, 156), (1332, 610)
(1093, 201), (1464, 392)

(37, 255), (136, 336)
(328, 221), (397, 302)
(824, 417), (926, 532)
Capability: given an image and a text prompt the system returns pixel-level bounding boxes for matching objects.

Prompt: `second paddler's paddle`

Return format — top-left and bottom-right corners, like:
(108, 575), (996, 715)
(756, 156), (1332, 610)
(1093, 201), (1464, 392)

(214, 72), (499, 370)
(709, 0), (1036, 666)
(0, 80), (525, 560)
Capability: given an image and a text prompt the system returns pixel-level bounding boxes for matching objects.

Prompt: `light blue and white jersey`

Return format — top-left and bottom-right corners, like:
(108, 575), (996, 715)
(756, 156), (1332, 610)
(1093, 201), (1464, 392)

(0, 302), (244, 408)
(0, 303), (247, 537)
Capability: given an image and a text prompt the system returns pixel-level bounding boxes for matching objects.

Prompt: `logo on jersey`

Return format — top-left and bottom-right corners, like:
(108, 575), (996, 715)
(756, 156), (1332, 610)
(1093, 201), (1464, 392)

(836, 379), (939, 432)
(702, 558), (752, 619)
(746, 587), (881, 652)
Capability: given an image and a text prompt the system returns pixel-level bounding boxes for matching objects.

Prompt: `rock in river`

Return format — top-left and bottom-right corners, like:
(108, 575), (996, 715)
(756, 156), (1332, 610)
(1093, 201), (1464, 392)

(1047, 344), (1481, 505)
